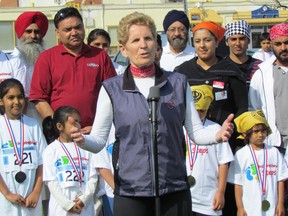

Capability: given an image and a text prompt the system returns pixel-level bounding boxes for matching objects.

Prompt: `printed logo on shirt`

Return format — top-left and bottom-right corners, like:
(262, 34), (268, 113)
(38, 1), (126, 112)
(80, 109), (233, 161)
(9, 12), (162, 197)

(55, 156), (70, 166)
(192, 91), (202, 103)
(87, 62), (99, 68)
(245, 164), (258, 181)
(245, 163), (278, 181)
(1, 140), (13, 149)
(107, 143), (114, 155)
(55, 156), (90, 167)
(166, 100), (175, 109)
(212, 81), (224, 89)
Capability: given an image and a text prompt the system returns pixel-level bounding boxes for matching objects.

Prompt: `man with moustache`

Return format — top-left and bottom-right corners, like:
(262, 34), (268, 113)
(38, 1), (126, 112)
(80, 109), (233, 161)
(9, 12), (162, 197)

(10, 11), (49, 215)
(160, 10), (196, 71)
(11, 11), (48, 121)
(249, 23), (288, 148)
(29, 7), (116, 134)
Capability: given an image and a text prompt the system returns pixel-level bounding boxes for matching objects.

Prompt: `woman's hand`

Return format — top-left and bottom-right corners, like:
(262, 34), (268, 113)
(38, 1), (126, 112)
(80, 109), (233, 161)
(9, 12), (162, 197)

(216, 114), (234, 142)
(69, 116), (85, 147)
(81, 126), (92, 135)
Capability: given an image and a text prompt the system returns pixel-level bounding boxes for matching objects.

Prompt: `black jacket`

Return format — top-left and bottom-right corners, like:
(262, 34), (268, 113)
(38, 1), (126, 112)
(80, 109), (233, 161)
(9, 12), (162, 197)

(175, 56), (248, 125)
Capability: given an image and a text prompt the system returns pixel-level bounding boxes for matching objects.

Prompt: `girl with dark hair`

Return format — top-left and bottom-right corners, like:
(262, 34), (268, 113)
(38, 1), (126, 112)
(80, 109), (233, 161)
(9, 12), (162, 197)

(0, 78), (47, 216)
(42, 106), (98, 216)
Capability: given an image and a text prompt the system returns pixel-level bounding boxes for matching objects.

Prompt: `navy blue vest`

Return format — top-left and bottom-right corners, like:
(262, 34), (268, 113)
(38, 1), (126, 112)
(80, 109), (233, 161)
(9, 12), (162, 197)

(103, 66), (189, 196)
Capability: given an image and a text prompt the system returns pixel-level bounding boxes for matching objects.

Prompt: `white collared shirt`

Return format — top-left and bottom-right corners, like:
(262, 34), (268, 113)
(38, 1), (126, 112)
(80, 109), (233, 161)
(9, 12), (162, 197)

(160, 44), (196, 72)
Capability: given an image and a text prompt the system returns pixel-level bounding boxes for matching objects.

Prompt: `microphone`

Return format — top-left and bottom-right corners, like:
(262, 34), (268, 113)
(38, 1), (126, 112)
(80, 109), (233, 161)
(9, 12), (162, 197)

(148, 86), (160, 123)
(148, 86), (160, 101)
(148, 86), (161, 213)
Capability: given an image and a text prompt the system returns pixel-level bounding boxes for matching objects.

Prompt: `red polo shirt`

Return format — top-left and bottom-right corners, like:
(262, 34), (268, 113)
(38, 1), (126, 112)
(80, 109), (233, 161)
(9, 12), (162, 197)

(30, 43), (116, 127)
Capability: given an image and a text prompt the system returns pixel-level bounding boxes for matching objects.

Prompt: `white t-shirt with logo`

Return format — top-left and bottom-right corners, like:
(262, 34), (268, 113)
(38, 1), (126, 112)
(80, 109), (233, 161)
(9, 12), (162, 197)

(43, 140), (97, 216)
(228, 144), (288, 215)
(185, 119), (234, 215)
(0, 114), (46, 216)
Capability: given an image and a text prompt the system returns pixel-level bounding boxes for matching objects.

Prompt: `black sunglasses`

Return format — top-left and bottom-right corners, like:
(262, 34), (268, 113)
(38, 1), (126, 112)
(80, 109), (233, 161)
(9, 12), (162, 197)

(54, 7), (82, 27)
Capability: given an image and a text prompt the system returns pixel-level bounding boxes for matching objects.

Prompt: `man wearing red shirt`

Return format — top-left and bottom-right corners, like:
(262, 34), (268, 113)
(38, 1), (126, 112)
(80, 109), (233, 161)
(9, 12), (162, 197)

(30, 7), (116, 134)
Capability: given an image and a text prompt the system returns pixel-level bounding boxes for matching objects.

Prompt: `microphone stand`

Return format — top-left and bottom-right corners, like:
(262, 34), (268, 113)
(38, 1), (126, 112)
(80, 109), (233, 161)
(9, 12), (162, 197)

(148, 86), (160, 216)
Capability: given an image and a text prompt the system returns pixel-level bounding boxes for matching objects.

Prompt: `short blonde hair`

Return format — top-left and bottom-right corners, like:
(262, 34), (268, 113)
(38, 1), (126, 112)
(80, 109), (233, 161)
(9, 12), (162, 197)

(117, 12), (157, 45)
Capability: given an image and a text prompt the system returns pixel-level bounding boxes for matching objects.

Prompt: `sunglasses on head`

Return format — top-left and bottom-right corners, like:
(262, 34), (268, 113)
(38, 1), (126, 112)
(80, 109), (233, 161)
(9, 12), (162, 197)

(54, 7), (82, 25)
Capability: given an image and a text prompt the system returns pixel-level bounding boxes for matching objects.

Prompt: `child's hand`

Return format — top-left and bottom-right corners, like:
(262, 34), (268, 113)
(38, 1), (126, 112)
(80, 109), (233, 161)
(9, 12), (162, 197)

(5, 192), (25, 206)
(237, 207), (247, 216)
(25, 191), (40, 208)
(276, 203), (285, 216)
(68, 203), (82, 214)
(213, 191), (225, 211)
(73, 197), (85, 208)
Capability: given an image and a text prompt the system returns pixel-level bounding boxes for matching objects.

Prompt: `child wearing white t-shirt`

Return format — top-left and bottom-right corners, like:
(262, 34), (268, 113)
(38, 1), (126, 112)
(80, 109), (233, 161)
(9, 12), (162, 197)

(94, 125), (115, 216)
(228, 110), (288, 216)
(186, 85), (234, 216)
(0, 78), (47, 216)
(42, 106), (98, 216)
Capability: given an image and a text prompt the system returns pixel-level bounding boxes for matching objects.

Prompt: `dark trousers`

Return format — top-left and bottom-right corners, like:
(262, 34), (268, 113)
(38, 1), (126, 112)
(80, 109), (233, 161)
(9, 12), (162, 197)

(222, 183), (237, 216)
(114, 189), (192, 216)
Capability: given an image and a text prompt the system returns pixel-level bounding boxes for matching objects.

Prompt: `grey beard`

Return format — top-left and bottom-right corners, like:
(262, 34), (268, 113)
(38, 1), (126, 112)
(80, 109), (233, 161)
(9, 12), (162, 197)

(17, 38), (45, 66)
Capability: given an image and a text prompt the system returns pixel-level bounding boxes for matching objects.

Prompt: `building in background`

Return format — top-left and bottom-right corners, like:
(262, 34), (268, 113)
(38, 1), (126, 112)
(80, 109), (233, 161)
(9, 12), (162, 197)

(0, 0), (287, 54)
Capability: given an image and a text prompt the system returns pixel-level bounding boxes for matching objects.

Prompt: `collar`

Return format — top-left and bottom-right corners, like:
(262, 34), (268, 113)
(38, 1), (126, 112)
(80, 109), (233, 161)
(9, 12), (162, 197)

(58, 42), (91, 56)
(122, 64), (167, 91)
(163, 44), (194, 55)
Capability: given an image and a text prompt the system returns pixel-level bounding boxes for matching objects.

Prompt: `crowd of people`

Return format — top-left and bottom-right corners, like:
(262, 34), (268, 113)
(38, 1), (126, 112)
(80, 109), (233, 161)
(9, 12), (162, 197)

(0, 6), (287, 216)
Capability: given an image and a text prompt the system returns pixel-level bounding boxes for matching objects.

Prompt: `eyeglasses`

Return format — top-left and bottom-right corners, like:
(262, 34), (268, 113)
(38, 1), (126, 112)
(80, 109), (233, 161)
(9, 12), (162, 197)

(54, 7), (82, 27)
(167, 27), (187, 34)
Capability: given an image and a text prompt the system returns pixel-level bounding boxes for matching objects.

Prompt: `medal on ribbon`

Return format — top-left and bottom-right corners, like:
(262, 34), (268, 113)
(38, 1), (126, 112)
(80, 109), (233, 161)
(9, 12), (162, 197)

(262, 199), (270, 212)
(186, 132), (198, 187)
(59, 139), (83, 188)
(249, 145), (269, 212)
(3, 115), (27, 183)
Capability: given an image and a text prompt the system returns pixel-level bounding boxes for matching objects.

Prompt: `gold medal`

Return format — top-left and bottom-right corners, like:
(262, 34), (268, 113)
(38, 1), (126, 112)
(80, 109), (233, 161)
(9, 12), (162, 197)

(262, 199), (270, 212)
(188, 175), (196, 187)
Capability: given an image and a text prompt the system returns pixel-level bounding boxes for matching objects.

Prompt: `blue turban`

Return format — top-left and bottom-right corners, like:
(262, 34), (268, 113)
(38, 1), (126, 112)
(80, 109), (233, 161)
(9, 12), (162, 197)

(163, 10), (190, 32)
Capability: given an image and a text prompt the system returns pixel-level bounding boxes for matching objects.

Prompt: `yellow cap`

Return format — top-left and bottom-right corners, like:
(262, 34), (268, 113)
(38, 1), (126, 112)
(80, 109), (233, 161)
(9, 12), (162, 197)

(191, 85), (214, 110)
(234, 110), (271, 139)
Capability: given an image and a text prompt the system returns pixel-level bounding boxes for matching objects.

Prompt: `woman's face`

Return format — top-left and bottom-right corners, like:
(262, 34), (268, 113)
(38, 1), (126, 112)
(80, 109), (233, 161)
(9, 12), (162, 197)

(193, 29), (218, 61)
(120, 24), (156, 68)
(89, 35), (110, 53)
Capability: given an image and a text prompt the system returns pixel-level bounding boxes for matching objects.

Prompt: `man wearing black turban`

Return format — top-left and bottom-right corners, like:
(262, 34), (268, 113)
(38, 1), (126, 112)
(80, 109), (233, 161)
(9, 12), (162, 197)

(160, 10), (196, 71)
